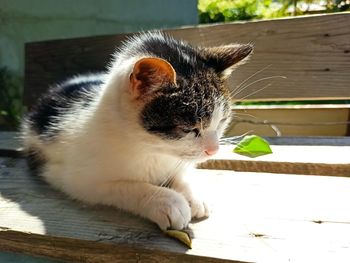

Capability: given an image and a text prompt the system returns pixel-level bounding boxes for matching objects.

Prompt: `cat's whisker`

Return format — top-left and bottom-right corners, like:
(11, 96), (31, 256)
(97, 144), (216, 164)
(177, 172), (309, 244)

(143, 130), (207, 208)
(230, 115), (246, 120)
(143, 150), (199, 208)
(233, 82), (273, 103)
(271, 124), (282, 136)
(231, 64), (272, 97)
(194, 101), (199, 119)
(232, 112), (258, 119)
(199, 117), (204, 136)
(235, 65), (272, 90)
(142, 168), (179, 207)
(220, 130), (253, 144)
(229, 130), (253, 139)
(231, 76), (286, 100)
(231, 75), (286, 100)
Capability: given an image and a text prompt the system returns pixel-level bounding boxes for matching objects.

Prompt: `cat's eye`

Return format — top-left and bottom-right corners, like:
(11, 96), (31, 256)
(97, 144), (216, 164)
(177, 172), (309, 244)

(181, 127), (201, 137)
(192, 128), (200, 137)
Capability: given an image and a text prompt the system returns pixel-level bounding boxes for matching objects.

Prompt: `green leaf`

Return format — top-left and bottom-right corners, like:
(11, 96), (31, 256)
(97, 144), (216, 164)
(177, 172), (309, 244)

(233, 135), (272, 158)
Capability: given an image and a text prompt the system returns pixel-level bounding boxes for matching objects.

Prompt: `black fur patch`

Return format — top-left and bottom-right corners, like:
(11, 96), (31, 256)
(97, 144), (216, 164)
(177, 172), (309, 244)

(134, 33), (232, 139)
(27, 75), (103, 139)
(127, 33), (207, 79)
(141, 72), (227, 139)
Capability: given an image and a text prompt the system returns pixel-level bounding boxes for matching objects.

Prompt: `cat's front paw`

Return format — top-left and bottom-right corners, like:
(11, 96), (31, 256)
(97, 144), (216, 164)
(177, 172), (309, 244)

(189, 198), (210, 219)
(146, 190), (191, 230)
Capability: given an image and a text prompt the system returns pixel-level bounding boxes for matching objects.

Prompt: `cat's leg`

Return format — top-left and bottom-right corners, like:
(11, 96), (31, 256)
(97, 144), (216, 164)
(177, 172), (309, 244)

(171, 175), (210, 219)
(65, 180), (191, 230)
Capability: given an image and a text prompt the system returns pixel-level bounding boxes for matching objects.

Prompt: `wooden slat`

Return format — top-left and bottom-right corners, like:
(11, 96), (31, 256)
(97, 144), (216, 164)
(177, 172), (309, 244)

(169, 13), (350, 101)
(199, 145), (350, 177)
(0, 132), (22, 158)
(1, 158), (350, 262)
(0, 231), (235, 263)
(24, 34), (129, 107)
(252, 136), (350, 146)
(24, 13), (350, 106)
(226, 106), (350, 137)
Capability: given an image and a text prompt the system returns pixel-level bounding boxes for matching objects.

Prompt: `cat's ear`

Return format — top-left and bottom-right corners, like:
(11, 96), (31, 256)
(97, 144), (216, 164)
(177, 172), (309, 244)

(129, 57), (176, 99)
(202, 44), (253, 79)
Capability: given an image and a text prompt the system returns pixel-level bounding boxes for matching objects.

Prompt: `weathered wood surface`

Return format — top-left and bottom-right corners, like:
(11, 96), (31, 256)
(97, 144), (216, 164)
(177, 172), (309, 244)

(200, 144), (350, 177)
(25, 13), (350, 106)
(1, 157), (350, 263)
(0, 230), (236, 263)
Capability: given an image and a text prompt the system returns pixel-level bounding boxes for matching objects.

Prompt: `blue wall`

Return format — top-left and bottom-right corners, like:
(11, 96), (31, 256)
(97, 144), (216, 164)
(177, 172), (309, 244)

(0, 0), (198, 75)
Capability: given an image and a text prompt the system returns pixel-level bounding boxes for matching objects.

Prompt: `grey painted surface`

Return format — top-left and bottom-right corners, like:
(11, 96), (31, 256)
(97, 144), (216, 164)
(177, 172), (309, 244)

(0, 252), (65, 263)
(0, 0), (198, 75)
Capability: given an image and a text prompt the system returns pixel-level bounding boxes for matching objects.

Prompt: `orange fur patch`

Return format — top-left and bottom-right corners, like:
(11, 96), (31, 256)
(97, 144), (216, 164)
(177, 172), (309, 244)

(130, 57), (176, 99)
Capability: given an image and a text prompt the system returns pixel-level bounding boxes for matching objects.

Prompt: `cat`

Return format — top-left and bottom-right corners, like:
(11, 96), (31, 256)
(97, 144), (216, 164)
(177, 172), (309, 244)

(22, 32), (252, 230)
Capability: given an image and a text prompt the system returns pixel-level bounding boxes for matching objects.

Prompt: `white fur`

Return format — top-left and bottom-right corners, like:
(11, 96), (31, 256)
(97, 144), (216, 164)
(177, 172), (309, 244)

(22, 56), (230, 230)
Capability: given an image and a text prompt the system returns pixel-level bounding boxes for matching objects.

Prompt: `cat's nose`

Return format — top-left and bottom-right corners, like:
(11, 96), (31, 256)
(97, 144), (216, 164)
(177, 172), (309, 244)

(204, 146), (218, 156)
(203, 131), (219, 156)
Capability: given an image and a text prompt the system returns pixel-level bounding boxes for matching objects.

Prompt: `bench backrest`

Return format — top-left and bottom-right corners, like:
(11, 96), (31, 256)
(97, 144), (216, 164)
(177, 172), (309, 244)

(24, 13), (350, 107)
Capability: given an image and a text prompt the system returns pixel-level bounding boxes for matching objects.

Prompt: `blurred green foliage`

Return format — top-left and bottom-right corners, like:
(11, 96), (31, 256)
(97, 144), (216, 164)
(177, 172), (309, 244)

(0, 68), (24, 130)
(199, 0), (270, 23)
(326, 0), (350, 11)
(198, 0), (350, 23)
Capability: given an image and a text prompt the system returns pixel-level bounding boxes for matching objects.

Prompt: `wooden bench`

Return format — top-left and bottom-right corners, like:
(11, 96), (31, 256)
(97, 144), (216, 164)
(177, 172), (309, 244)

(1, 13), (350, 262)
(24, 12), (350, 137)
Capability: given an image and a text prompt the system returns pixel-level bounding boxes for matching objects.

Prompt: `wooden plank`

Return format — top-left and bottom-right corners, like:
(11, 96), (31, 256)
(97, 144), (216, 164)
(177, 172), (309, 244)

(169, 13), (350, 101)
(0, 231), (236, 263)
(199, 145), (350, 177)
(24, 13), (350, 106)
(1, 158), (350, 262)
(24, 34), (130, 107)
(226, 106), (350, 137)
(0, 158), (234, 263)
(250, 136), (350, 146)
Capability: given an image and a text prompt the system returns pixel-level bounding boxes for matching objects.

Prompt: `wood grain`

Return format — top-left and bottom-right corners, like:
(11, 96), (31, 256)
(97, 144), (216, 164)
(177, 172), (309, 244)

(24, 13), (350, 107)
(1, 158), (350, 262)
(199, 145), (350, 177)
(0, 230), (237, 263)
(169, 13), (350, 101)
(226, 106), (350, 137)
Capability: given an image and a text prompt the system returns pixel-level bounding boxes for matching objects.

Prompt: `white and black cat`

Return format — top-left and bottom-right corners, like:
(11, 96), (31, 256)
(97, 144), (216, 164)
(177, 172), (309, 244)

(22, 32), (252, 230)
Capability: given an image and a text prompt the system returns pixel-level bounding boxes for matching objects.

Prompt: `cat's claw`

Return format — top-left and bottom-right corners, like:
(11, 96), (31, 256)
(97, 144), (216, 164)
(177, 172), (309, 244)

(147, 191), (191, 230)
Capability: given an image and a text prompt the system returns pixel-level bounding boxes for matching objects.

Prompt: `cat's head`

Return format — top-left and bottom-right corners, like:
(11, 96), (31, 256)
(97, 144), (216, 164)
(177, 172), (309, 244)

(123, 34), (252, 162)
